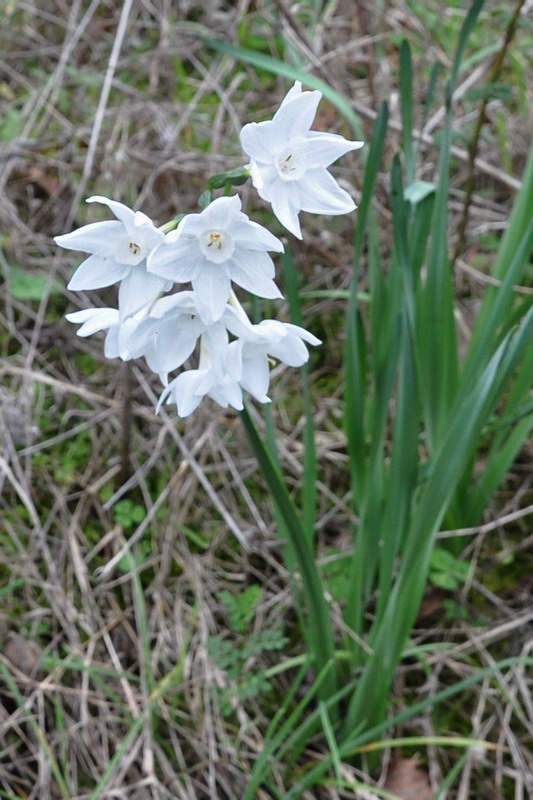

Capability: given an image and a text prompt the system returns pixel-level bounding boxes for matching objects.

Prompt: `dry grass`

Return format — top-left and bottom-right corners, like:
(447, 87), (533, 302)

(1, 1), (533, 798)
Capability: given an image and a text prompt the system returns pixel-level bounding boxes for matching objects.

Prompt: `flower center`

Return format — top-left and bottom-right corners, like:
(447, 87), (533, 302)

(200, 230), (234, 264)
(114, 234), (145, 266)
(276, 146), (306, 182)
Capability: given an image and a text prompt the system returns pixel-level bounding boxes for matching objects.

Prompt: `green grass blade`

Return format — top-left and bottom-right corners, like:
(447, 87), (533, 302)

(345, 303), (533, 728)
(446, 0), (486, 104)
(89, 607), (198, 799)
(344, 107), (399, 642)
(431, 753), (469, 799)
(457, 338), (533, 523)
(374, 156), (420, 624)
(488, 137), (533, 283)
(418, 114), (457, 447)
(319, 701), (343, 785)
(353, 100), (389, 274)
(462, 217), (533, 388)
(345, 101), (389, 511)
(243, 661), (309, 800)
(245, 665), (357, 799)
(419, 0), (486, 448)
(399, 40), (414, 185)
(290, 656), (532, 796)
(0, 662), (70, 800)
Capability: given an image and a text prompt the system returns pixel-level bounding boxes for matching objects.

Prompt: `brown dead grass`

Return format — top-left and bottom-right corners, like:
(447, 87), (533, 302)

(1, 1), (533, 798)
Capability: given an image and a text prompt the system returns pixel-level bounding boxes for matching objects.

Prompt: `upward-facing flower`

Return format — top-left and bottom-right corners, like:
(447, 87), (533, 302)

(54, 196), (170, 317)
(147, 195), (284, 325)
(240, 81), (364, 239)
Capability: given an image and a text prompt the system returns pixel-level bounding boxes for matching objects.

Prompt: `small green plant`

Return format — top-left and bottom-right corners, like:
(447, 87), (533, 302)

(429, 547), (470, 591)
(112, 498), (145, 531)
(217, 585), (262, 634)
(207, 587), (288, 716)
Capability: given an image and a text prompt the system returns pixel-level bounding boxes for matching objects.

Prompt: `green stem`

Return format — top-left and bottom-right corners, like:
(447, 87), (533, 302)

(240, 405), (337, 702)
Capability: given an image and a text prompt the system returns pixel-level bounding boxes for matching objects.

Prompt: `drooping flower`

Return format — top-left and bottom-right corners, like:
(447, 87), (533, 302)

(65, 307), (148, 361)
(55, 196), (171, 317)
(147, 195), (284, 325)
(157, 338), (245, 418)
(239, 319), (321, 402)
(155, 308), (321, 416)
(240, 81), (364, 238)
(132, 290), (253, 385)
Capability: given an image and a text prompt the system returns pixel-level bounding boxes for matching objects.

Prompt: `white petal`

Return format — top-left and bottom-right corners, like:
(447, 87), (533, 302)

(241, 352), (271, 402)
(297, 169), (356, 215)
(201, 195), (242, 229)
(281, 321), (322, 346)
(270, 335), (309, 366)
(149, 290), (198, 319)
(225, 340), (244, 381)
(118, 268), (169, 318)
(67, 254), (130, 290)
(173, 371), (210, 417)
(127, 316), (159, 359)
(133, 209), (156, 229)
(269, 182), (303, 238)
(228, 252), (283, 299)
(253, 319), (321, 366)
(145, 316), (203, 378)
(192, 265), (231, 324)
(55, 220), (124, 254)
(104, 326), (120, 359)
(299, 133), (364, 168)
(221, 306), (256, 340)
(86, 195), (137, 226)
(155, 384), (170, 414)
(270, 89), (322, 140)
(66, 307), (118, 336)
(249, 163), (279, 202)
(201, 326), (230, 377)
(148, 239), (200, 283)
(117, 316), (141, 359)
(174, 213), (204, 238)
(279, 81), (303, 107)
(230, 218), (284, 253)
(210, 378), (243, 411)
(240, 121), (276, 163)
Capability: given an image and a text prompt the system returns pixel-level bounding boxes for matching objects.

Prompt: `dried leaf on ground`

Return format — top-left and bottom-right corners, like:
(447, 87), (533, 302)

(384, 756), (433, 800)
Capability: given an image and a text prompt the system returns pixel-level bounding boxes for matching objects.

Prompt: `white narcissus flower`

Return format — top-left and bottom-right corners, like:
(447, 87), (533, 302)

(65, 307), (149, 361)
(156, 310), (321, 417)
(55, 196), (171, 318)
(157, 339), (245, 418)
(240, 81), (364, 238)
(133, 291), (253, 385)
(240, 319), (322, 403)
(147, 195), (284, 324)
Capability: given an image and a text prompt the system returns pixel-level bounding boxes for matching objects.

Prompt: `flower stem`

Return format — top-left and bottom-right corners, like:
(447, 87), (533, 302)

(240, 404), (338, 705)
(119, 361), (133, 486)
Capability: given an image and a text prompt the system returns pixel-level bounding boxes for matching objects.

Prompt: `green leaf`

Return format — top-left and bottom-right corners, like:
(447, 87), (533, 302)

(404, 180), (435, 205)
(218, 585), (262, 635)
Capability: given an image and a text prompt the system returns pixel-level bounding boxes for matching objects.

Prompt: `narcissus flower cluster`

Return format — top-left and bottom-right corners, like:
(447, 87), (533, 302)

(56, 82), (362, 417)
